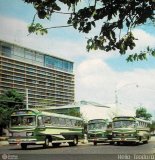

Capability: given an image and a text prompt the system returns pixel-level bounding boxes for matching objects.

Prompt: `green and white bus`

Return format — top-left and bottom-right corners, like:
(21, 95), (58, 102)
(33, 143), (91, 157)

(87, 119), (113, 146)
(8, 109), (84, 149)
(112, 116), (151, 145)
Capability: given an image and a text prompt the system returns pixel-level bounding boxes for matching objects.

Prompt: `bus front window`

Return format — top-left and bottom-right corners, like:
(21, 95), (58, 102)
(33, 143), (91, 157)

(113, 121), (136, 128)
(11, 116), (36, 127)
(37, 116), (44, 127)
(88, 123), (106, 130)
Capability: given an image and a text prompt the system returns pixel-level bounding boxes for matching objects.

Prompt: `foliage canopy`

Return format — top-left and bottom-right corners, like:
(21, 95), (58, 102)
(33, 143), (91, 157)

(0, 89), (25, 128)
(136, 107), (152, 120)
(24, 0), (155, 61)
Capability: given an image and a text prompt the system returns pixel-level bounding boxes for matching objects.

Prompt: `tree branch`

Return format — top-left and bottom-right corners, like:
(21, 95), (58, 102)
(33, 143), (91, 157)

(32, 13), (37, 24)
(44, 24), (73, 30)
(53, 11), (73, 15)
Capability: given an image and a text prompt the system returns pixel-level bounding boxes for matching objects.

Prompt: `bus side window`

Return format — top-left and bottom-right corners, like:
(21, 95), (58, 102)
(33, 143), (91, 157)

(44, 116), (51, 125)
(75, 120), (78, 126)
(37, 116), (44, 126)
(56, 117), (60, 125)
(71, 120), (76, 126)
(51, 117), (58, 125)
(59, 118), (65, 126)
(76, 121), (82, 127)
(66, 119), (72, 127)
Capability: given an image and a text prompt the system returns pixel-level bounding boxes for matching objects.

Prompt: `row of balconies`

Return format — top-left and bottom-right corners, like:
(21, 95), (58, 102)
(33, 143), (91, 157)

(0, 78), (74, 92)
(0, 81), (74, 95)
(0, 70), (74, 85)
(0, 56), (74, 77)
(26, 97), (73, 103)
(0, 80), (74, 94)
(1, 67), (74, 83)
(1, 74), (74, 88)
(0, 85), (74, 101)
(0, 88), (74, 105)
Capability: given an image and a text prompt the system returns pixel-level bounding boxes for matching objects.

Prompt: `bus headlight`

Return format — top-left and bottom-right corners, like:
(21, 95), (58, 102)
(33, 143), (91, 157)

(26, 132), (33, 136)
(113, 134), (116, 137)
(9, 132), (13, 137)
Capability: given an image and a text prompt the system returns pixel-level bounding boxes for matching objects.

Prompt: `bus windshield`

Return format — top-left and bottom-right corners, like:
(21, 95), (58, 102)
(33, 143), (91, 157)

(88, 123), (107, 130)
(113, 120), (136, 128)
(11, 116), (36, 127)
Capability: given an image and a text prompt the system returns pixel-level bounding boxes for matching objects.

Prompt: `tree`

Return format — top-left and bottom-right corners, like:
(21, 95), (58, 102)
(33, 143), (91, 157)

(136, 107), (152, 120)
(150, 121), (155, 133)
(23, 0), (155, 61)
(0, 89), (25, 135)
(67, 108), (83, 118)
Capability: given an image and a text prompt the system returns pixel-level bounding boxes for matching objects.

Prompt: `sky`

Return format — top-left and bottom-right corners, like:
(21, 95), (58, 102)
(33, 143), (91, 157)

(0, 0), (155, 119)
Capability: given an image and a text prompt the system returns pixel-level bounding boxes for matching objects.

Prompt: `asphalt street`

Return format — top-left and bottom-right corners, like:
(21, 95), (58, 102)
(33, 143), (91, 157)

(0, 137), (155, 160)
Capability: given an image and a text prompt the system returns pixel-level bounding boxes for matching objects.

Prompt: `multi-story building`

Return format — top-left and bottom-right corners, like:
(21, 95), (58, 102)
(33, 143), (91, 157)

(0, 40), (74, 107)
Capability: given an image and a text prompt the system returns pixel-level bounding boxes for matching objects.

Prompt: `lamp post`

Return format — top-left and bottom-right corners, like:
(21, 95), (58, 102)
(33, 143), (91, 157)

(26, 88), (29, 110)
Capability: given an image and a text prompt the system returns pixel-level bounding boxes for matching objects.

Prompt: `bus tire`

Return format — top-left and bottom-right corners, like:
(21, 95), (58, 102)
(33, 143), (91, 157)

(53, 143), (61, 147)
(117, 142), (120, 145)
(69, 136), (78, 146)
(21, 143), (27, 150)
(94, 141), (97, 146)
(143, 140), (148, 144)
(43, 137), (50, 148)
(139, 136), (142, 143)
(143, 137), (149, 144)
(109, 142), (114, 145)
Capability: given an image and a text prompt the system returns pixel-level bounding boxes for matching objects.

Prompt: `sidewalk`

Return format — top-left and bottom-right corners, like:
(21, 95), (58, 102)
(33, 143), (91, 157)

(0, 137), (9, 146)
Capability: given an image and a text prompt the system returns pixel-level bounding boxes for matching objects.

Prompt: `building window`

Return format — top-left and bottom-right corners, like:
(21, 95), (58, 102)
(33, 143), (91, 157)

(14, 46), (24, 57)
(2, 45), (11, 57)
(36, 53), (44, 63)
(44, 55), (73, 73)
(25, 49), (35, 60)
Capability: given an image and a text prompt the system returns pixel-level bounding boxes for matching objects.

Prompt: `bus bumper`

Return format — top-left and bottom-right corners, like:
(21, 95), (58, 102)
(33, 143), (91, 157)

(112, 137), (138, 142)
(8, 138), (44, 145)
(88, 138), (109, 143)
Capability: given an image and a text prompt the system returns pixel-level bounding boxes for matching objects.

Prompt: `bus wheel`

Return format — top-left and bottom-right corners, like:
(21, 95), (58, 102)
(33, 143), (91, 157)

(43, 137), (50, 148)
(143, 137), (149, 144)
(143, 140), (148, 144)
(69, 136), (78, 146)
(139, 136), (142, 142)
(109, 142), (114, 145)
(53, 143), (61, 147)
(94, 141), (97, 146)
(117, 142), (120, 145)
(134, 142), (139, 146)
(21, 143), (27, 150)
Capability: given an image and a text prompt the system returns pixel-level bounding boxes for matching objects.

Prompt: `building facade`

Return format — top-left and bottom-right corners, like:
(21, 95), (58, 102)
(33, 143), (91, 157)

(42, 101), (111, 121)
(0, 40), (74, 107)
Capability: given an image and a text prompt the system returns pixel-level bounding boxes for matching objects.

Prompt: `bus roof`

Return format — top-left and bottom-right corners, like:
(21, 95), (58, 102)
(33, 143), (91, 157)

(40, 111), (83, 120)
(12, 109), (83, 121)
(88, 119), (109, 123)
(113, 116), (136, 121)
(136, 118), (151, 124)
(113, 116), (151, 123)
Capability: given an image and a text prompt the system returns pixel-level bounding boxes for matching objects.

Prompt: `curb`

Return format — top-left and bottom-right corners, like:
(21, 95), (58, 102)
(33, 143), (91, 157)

(0, 137), (9, 146)
(0, 137), (8, 141)
(0, 141), (9, 146)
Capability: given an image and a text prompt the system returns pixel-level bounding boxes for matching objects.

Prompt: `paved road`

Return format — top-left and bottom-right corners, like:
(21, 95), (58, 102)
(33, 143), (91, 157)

(0, 138), (155, 160)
